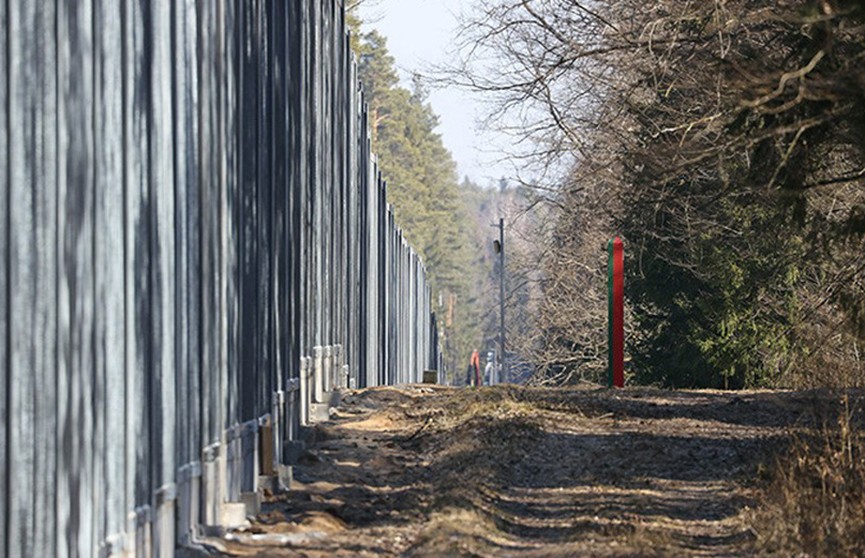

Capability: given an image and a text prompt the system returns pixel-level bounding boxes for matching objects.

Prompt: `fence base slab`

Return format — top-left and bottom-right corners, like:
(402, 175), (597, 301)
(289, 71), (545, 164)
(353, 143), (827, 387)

(278, 464), (293, 490)
(134, 508), (152, 558)
(154, 498), (176, 558)
(202, 449), (223, 529)
(284, 440), (306, 466)
(220, 503), (250, 530)
(309, 402), (332, 423)
(102, 532), (127, 558)
(309, 390), (342, 424)
(240, 491), (261, 516)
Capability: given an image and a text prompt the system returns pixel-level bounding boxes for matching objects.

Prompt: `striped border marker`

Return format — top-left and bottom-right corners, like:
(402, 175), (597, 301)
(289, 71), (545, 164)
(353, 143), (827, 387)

(608, 237), (624, 388)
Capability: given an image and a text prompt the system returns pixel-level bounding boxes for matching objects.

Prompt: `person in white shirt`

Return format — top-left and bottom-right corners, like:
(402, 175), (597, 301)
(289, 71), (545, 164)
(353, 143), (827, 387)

(484, 352), (496, 386)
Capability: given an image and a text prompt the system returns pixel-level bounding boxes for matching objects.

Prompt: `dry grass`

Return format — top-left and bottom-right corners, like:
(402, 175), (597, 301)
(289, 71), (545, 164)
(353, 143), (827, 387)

(753, 394), (865, 557)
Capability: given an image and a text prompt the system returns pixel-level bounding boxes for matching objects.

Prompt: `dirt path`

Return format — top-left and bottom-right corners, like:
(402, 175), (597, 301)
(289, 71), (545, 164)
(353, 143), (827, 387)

(207, 385), (836, 557)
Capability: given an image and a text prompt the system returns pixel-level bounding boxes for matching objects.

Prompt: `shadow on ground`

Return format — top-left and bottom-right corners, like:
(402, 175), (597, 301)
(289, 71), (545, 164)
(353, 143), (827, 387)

(212, 385), (862, 557)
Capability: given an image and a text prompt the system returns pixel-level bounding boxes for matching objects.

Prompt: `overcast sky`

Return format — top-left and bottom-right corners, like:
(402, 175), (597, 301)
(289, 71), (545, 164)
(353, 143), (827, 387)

(358, 0), (513, 186)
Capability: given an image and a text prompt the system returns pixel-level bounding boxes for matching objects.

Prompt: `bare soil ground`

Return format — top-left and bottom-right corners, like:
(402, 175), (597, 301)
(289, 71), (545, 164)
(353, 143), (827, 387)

(207, 384), (847, 557)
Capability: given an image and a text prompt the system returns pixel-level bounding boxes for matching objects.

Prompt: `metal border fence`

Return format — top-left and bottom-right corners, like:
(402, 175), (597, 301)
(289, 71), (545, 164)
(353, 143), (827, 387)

(1, 1), (441, 556)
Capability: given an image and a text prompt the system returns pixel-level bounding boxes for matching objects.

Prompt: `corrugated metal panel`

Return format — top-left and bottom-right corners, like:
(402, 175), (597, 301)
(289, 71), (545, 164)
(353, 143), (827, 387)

(94, 0), (126, 549)
(58, 1), (98, 555)
(8, 3), (44, 555)
(0, 0), (7, 553)
(122, 0), (153, 552)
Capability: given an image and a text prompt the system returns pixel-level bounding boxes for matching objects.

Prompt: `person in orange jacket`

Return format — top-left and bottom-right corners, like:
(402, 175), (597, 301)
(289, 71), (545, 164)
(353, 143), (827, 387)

(470, 350), (482, 387)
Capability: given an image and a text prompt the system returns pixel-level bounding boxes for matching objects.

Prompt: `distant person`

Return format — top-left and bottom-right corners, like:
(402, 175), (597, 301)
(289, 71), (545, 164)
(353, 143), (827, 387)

(471, 350), (482, 387)
(484, 352), (495, 385)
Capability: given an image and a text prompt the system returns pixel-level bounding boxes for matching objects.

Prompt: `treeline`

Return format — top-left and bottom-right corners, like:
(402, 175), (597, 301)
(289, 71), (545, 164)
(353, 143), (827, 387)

(457, 0), (865, 388)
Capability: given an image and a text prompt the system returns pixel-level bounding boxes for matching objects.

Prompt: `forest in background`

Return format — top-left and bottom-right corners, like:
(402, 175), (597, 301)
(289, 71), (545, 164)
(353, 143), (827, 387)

(451, 0), (865, 390)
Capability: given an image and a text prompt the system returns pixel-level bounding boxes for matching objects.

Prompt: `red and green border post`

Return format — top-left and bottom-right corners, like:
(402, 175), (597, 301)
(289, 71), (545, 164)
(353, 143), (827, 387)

(607, 237), (624, 388)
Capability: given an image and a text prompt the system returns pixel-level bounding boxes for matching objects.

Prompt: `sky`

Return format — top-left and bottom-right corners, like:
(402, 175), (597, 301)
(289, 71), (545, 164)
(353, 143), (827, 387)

(358, 0), (513, 186)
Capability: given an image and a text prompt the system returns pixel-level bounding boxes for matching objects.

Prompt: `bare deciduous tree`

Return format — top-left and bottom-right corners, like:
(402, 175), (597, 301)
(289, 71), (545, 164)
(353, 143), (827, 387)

(451, 0), (865, 387)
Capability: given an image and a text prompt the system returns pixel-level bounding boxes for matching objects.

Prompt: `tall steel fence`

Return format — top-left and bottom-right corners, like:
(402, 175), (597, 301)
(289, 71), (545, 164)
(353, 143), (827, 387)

(1, 1), (441, 556)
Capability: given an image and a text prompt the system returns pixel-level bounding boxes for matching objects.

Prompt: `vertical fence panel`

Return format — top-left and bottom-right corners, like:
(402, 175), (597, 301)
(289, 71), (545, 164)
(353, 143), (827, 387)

(258, 0), (273, 427)
(34, 2), (60, 555)
(358, 132), (369, 388)
(369, 163), (379, 387)
(173, 0), (202, 544)
(346, 52), (359, 387)
(0, 0), (7, 553)
(321, 0), (330, 354)
(325, 0), (336, 350)
(123, 0), (154, 550)
(223, 0), (241, 503)
(148, 1), (178, 552)
(335, 5), (346, 385)
(297, 0), (312, 423)
(238, 0), (259, 428)
(298, 0), (308, 365)
(287, 0), (304, 447)
(380, 186), (386, 387)
(269, 0), (289, 470)
(197, 0), (217, 455)
(7, 2), (40, 555)
(57, 1), (97, 555)
(298, 0), (310, 375)
(197, 0), (225, 528)
(313, 0), (324, 352)
(94, 0), (125, 550)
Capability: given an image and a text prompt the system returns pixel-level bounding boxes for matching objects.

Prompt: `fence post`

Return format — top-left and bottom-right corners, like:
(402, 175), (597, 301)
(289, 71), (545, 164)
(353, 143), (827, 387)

(608, 237), (625, 388)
